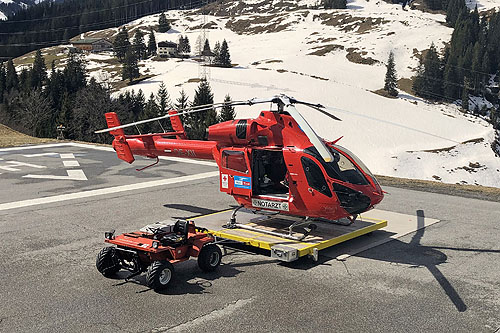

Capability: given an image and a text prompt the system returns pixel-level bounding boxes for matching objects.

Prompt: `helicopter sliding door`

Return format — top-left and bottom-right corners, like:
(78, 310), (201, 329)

(219, 148), (252, 197)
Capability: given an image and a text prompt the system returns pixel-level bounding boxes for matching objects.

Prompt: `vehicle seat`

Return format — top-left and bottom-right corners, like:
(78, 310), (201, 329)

(161, 220), (189, 246)
(173, 220), (189, 238)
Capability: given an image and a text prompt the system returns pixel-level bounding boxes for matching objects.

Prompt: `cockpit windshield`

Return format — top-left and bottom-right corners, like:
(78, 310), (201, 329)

(304, 145), (371, 185)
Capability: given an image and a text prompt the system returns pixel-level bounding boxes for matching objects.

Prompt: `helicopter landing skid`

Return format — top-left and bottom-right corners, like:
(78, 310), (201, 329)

(225, 206), (316, 241)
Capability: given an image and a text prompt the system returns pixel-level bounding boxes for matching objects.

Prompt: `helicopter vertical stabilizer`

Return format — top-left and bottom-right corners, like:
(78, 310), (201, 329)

(105, 112), (135, 164)
(168, 110), (187, 139)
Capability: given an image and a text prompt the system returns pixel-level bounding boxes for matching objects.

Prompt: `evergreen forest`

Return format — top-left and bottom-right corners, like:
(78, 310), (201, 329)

(0, 0), (212, 60)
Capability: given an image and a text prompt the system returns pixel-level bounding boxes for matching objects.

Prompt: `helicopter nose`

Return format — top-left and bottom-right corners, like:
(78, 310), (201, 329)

(369, 187), (384, 206)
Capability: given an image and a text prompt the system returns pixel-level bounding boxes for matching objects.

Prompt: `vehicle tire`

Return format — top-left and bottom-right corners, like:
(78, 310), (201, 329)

(96, 247), (120, 277)
(198, 244), (222, 272)
(146, 261), (174, 290)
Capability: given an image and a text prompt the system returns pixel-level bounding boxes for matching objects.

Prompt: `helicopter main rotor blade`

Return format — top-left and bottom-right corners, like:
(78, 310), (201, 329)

(95, 106), (216, 134)
(94, 99), (254, 134)
(288, 98), (342, 121)
(321, 105), (461, 144)
(282, 98), (335, 163)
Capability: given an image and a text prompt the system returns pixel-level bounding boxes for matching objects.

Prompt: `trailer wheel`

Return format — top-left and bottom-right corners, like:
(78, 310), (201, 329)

(146, 261), (174, 290)
(96, 247), (120, 277)
(198, 244), (222, 272)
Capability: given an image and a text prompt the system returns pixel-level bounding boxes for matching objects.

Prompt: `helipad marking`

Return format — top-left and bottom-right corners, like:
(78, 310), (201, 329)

(0, 171), (219, 212)
(7, 161), (46, 169)
(0, 143), (217, 167)
(0, 161), (46, 172)
(63, 160), (80, 167)
(23, 169), (88, 181)
(22, 153), (58, 157)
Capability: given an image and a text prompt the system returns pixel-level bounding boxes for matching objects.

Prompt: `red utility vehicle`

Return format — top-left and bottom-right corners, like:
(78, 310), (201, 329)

(96, 220), (222, 290)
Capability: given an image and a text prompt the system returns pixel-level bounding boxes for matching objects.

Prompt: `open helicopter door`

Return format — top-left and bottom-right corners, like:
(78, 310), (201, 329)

(219, 147), (252, 197)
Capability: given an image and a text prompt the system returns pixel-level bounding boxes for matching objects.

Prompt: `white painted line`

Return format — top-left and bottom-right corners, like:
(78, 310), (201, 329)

(23, 169), (88, 181)
(7, 161), (46, 169)
(59, 153), (75, 159)
(63, 160), (80, 167)
(23, 153), (59, 157)
(0, 171), (219, 212)
(0, 143), (73, 152)
(0, 165), (20, 172)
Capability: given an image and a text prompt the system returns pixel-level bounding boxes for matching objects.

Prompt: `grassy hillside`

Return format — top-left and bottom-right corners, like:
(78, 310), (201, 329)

(0, 123), (56, 148)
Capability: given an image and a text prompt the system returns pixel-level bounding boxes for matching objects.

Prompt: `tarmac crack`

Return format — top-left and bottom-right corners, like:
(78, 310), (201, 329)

(149, 297), (254, 332)
(342, 261), (352, 276)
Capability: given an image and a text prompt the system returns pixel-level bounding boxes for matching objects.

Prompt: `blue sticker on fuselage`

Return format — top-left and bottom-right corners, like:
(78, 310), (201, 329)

(234, 176), (251, 189)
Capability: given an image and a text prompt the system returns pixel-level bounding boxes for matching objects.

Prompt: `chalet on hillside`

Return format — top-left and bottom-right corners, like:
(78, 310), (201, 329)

(72, 38), (113, 52)
(158, 41), (178, 58)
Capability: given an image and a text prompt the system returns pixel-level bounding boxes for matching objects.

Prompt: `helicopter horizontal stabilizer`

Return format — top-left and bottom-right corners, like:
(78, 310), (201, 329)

(105, 112), (135, 164)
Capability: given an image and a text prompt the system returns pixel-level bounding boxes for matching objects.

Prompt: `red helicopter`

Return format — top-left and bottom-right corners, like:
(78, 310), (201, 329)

(96, 95), (384, 238)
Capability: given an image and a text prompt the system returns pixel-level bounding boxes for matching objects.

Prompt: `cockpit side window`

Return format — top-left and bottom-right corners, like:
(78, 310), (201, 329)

(304, 146), (369, 185)
(301, 157), (332, 197)
(222, 150), (248, 173)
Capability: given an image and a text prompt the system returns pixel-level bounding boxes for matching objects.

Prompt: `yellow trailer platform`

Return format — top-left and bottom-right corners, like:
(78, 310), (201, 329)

(192, 209), (387, 262)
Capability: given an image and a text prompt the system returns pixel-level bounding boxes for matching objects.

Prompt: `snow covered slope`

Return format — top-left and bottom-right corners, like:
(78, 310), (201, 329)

(42, 0), (500, 186)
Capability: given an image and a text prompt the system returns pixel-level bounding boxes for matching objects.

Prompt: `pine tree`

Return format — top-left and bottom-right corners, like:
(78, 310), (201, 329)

(446, 0), (467, 28)
(31, 49), (47, 89)
(113, 27), (130, 63)
(132, 29), (147, 60)
(175, 89), (189, 110)
(147, 29), (157, 57)
(156, 82), (171, 115)
(19, 68), (30, 92)
(183, 36), (191, 54)
(219, 94), (235, 122)
(219, 40), (232, 68)
(189, 78), (214, 140)
(213, 41), (221, 65)
(71, 78), (111, 143)
(141, 93), (162, 133)
(158, 12), (170, 33)
(63, 53), (87, 95)
(122, 49), (140, 82)
(131, 89), (146, 121)
(413, 43), (443, 100)
(384, 51), (398, 97)
(443, 60), (460, 100)
(175, 88), (190, 124)
(202, 39), (211, 56)
(5, 59), (18, 92)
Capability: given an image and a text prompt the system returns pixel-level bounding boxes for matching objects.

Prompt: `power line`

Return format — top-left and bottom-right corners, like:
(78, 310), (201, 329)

(0, 0), (165, 25)
(0, 0), (204, 36)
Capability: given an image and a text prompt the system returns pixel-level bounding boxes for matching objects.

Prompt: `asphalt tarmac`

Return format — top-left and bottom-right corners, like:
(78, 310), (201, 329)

(0, 143), (499, 332)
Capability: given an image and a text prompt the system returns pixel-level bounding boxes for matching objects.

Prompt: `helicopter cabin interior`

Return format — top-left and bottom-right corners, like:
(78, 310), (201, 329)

(220, 148), (289, 199)
(251, 149), (289, 198)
